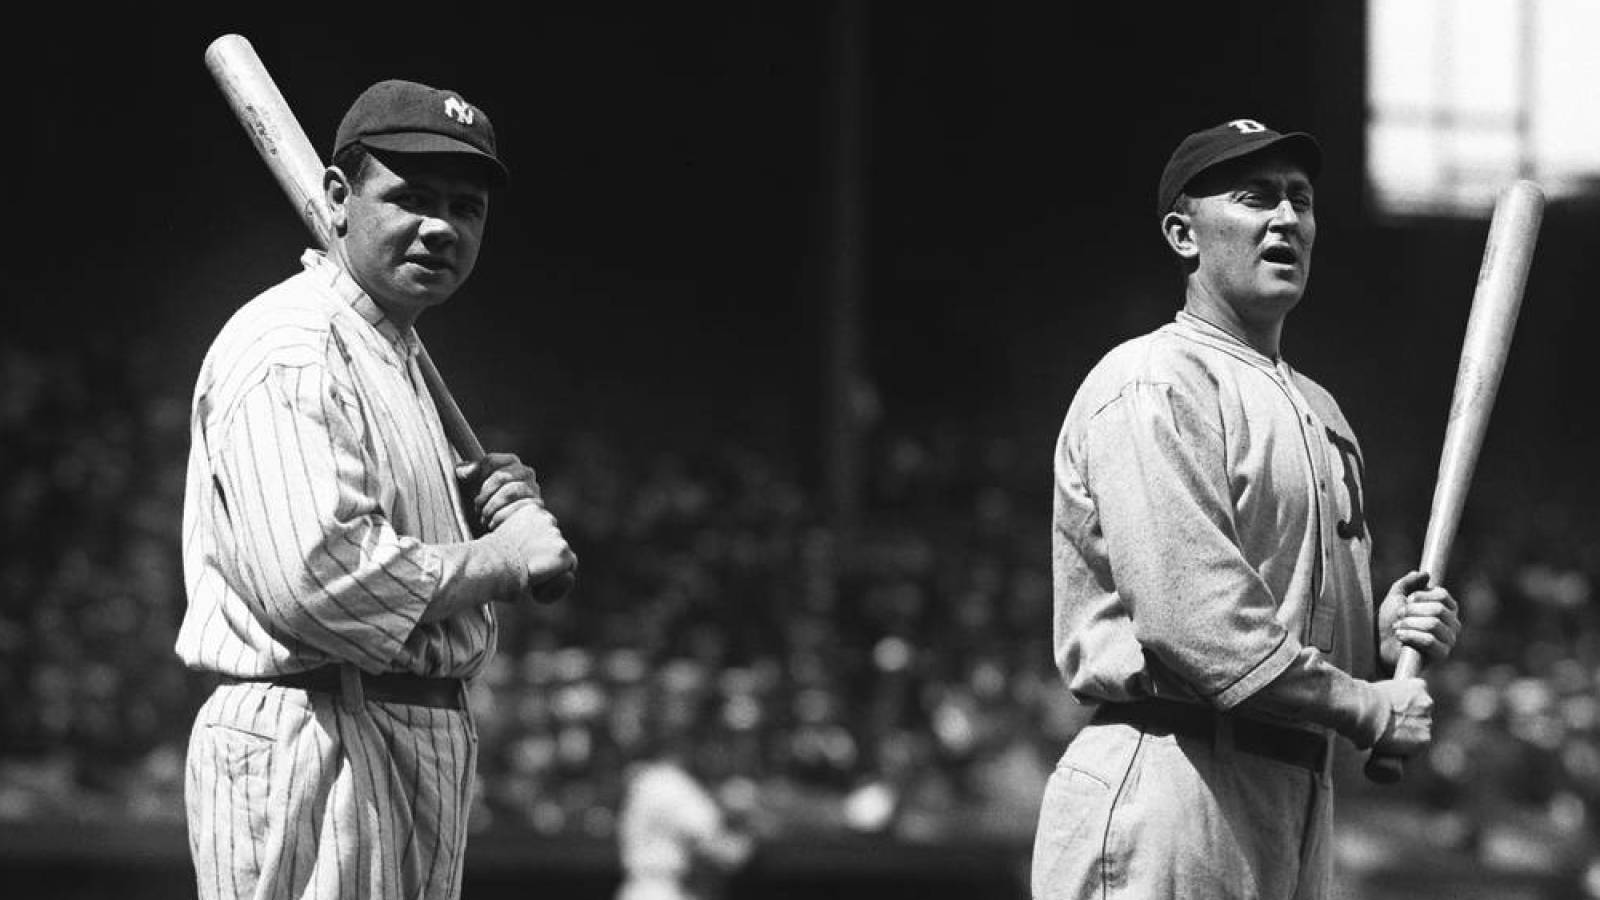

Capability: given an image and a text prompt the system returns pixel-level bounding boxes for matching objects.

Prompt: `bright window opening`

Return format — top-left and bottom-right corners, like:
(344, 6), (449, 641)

(1368, 0), (1600, 217)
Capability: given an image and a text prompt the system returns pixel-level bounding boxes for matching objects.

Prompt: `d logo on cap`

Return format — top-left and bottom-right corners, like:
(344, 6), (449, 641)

(1155, 118), (1322, 219)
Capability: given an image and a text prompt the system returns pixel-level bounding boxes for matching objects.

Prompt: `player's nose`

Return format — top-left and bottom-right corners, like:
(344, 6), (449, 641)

(418, 214), (459, 248)
(1268, 198), (1301, 231)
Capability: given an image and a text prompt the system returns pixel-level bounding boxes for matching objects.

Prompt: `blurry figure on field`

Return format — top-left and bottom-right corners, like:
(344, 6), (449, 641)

(615, 678), (759, 900)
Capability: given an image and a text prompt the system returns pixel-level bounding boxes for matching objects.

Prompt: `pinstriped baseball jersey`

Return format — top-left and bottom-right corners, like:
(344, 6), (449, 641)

(177, 249), (496, 680)
(178, 249), (493, 900)
(1051, 309), (1384, 743)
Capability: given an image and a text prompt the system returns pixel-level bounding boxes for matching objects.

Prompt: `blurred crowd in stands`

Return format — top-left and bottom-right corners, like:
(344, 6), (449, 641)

(0, 336), (1596, 888)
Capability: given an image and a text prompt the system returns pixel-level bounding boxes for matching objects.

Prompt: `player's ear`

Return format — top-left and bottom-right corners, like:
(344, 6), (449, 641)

(1162, 209), (1199, 262)
(325, 166), (351, 233)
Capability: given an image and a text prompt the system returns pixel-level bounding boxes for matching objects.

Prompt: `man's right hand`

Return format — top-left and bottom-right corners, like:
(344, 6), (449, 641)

(1371, 677), (1434, 755)
(487, 498), (577, 602)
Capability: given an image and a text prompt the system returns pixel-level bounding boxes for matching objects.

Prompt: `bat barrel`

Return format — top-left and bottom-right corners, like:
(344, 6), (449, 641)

(204, 34), (335, 246)
(1365, 180), (1544, 785)
(1417, 179), (1544, 581)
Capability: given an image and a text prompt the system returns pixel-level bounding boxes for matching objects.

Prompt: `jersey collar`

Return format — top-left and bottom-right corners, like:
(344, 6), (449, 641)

(1170, 310), (1287, 375)
(300, 249), (420, 364)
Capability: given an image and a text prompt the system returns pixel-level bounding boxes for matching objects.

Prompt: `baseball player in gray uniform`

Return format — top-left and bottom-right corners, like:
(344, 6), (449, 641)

(1029, 120), (1463, 899)
(177, 79), (576, 900)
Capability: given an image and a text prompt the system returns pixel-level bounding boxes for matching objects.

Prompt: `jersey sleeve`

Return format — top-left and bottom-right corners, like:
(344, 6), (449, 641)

(206, 361), (440, 670)
(1237, 647), (1391, 747)
(1083, 379), (1298, 709)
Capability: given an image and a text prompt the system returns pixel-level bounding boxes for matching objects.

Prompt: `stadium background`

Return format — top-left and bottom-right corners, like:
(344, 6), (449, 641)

(6, 4), (1597, 899)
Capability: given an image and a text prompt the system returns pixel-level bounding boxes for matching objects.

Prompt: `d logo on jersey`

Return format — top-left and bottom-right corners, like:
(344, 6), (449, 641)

(1324, 428), (1368, 541)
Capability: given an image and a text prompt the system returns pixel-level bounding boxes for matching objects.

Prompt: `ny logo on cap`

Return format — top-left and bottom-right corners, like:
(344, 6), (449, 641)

(444, 96), (475, 126)
(1227, 119), (1267, 134)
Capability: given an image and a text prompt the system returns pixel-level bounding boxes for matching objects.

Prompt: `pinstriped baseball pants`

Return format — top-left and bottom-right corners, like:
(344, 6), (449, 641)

(185, 680), (479, 900)
(1030, 719), (1334, 900)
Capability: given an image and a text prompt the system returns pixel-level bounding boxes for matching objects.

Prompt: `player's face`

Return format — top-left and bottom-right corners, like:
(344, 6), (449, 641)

(1184, 154), (1316, 319)
(335, 152), (490, 325)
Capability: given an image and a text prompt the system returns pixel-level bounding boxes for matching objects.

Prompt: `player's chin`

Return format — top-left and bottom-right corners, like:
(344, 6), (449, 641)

(401, 277), (460, 308)
(1257, 273), (1306, 306)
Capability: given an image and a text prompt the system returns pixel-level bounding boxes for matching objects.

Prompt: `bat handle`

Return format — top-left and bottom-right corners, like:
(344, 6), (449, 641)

(417, 344), (574, 603)
(417, 344), (486, 462)
(1363, 646), (1426, 783)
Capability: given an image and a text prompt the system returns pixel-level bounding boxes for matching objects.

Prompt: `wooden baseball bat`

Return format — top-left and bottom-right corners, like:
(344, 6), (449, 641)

(204, 33), (572, 598)
(1363, 179), (1544, 783)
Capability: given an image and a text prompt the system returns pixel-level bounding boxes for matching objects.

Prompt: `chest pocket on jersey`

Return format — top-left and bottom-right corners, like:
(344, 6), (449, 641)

(1324, 428), (1367, 542)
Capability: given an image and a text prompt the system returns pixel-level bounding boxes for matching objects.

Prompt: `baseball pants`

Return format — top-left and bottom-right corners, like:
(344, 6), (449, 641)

(185, 679), (478, 900)
(1030, 717), (1334, 900)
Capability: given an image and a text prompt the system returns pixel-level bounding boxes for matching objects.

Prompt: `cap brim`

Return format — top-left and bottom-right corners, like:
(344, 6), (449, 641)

(359, 132), (510, 186)
(1192, 132), (1323, 186)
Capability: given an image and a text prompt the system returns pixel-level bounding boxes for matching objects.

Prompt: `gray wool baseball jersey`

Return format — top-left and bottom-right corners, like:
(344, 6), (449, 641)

(1050, 310), (1389, 747)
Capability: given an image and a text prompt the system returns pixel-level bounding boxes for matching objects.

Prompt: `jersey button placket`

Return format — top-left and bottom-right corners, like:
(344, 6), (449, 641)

(1280, 372), (1338, 653)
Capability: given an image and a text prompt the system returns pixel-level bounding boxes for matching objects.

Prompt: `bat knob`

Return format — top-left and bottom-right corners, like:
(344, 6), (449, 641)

(1363, 751), (1407, 784)
(529, 571), (576, 605)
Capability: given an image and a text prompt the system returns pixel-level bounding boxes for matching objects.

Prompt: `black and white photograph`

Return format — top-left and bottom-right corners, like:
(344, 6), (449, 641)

(6, 4), (1598, 899)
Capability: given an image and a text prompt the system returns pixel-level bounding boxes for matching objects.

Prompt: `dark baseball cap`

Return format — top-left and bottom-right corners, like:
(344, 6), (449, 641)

(333, 79), (508, 186)
(1157, 118), (1321, 218)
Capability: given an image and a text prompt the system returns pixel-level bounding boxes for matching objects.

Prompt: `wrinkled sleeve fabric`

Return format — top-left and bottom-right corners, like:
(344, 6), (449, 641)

(208, 361), (439, 671)
(1239, 645), (1390, 748)
(1082, 379), (1298, 709)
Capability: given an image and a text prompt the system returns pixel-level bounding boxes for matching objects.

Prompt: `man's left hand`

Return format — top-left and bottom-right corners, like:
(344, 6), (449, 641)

(1378, 569), (1462, 669)
(457, 452), (544, 533)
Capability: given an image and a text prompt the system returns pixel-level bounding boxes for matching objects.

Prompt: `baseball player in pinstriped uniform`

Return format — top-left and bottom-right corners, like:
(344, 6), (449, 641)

(177, 79), (575, 900)
(1029, 121), (1463, 899)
